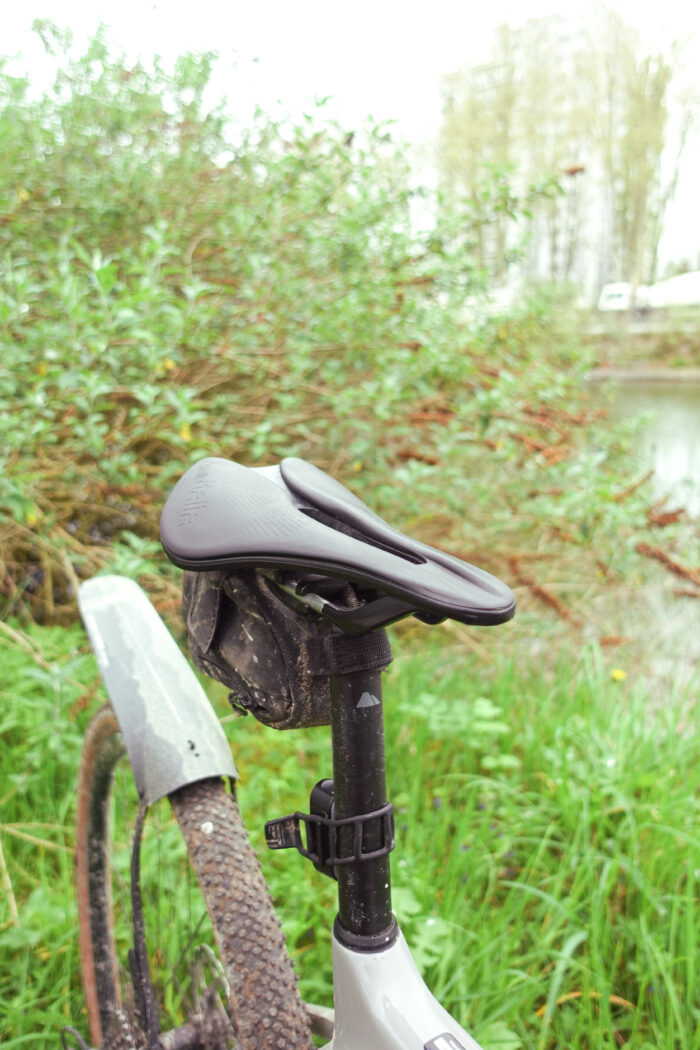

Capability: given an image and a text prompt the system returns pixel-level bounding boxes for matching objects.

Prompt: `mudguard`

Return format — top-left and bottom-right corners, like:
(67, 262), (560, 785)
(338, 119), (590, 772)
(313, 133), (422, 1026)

(78, 575), (237, 806)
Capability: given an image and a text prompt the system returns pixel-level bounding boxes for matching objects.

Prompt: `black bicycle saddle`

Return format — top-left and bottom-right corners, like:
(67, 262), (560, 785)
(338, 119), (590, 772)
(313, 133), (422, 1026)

(160, 457), (516, 633)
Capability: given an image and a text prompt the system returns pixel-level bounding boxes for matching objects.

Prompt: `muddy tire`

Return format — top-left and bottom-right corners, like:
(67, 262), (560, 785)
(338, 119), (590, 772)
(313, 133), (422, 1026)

(76, 705), (313, 1049)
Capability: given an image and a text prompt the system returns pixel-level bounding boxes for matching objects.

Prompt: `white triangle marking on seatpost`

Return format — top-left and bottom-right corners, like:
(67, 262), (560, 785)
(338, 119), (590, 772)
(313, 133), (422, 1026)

(356, 692), (380, 708)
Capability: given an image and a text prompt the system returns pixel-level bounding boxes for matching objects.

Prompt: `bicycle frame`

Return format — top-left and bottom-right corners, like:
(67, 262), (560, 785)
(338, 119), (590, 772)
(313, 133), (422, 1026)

(331, 930), (482, 1049)
(78, 575), (484, 1050)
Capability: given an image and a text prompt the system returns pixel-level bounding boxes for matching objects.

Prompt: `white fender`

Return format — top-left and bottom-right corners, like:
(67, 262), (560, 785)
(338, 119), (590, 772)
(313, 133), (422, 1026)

(78, 575), (236, 805)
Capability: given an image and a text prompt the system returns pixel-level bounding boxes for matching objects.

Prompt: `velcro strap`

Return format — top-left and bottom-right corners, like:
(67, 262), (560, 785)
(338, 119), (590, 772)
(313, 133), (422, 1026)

(326, 630), (393, 675)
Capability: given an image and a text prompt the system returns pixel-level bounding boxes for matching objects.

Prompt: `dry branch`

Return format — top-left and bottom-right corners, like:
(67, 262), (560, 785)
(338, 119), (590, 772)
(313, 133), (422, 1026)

(508, 557), (583, 626)
(635, 542), (700, 588)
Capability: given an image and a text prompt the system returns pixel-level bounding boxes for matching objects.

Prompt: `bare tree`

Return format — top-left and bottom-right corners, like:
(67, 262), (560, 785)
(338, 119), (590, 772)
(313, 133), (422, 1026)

(439, 24), (519, 280)
(438, 15), (591, 284)
(437, 5), (697, 293)
(583, 7), (692, 290)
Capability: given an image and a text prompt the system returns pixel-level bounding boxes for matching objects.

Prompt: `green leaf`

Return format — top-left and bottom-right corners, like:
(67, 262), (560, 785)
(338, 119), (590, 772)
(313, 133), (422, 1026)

(479, 1021), (523, 1050)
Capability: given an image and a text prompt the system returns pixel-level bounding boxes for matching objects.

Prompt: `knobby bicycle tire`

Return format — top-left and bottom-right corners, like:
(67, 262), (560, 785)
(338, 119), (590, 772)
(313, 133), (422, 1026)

(76, 704), (314, 1050)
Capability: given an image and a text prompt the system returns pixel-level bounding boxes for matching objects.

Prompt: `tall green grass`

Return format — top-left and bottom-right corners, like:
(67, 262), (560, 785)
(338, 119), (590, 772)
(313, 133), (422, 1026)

(1, 621), (697, 1048)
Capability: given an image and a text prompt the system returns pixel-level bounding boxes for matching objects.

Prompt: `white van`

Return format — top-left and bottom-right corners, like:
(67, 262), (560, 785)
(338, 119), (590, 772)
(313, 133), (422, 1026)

(597, 283), (650, 312)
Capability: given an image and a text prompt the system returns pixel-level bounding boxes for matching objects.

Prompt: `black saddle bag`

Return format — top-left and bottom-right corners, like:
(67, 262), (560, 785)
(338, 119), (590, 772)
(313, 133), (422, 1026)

(181, 570), (392, 730)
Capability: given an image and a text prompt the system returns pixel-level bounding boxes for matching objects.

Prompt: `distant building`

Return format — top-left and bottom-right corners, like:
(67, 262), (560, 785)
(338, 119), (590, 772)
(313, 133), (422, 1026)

(648, 271), (700, 309)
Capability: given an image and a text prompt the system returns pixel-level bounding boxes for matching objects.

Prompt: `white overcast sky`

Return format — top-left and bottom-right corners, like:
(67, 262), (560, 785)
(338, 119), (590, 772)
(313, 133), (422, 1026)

(3, 1), (700, 264)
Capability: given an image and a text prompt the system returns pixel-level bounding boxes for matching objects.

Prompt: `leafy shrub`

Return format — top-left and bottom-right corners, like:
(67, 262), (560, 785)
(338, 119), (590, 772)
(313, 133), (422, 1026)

(1, 26), (683, 626)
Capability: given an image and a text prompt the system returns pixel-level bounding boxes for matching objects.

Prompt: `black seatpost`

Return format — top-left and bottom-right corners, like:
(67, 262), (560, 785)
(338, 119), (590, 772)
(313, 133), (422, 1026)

(330, 667), (398, 950)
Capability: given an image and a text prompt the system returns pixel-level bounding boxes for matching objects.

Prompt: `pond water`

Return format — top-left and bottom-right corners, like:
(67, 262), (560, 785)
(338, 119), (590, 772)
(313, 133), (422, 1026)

(590, 377), (699, 692)
(597, 379), (700, 517)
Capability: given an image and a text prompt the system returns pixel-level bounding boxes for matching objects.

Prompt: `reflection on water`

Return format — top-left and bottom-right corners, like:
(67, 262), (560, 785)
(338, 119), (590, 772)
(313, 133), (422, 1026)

(601, 381), (700, 517)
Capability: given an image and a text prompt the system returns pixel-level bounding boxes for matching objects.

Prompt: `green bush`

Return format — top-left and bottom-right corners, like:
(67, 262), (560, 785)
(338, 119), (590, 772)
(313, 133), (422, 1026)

(2, 25), (694, 634)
